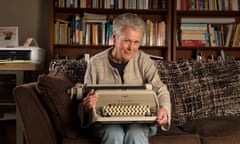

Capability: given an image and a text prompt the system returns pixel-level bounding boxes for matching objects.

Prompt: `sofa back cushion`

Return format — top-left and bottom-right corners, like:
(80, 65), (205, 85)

(49, 59), (87, 83)
(47, 59), (240, 127)
(155, 60), (240, 126)
(35, 69), (80, 139)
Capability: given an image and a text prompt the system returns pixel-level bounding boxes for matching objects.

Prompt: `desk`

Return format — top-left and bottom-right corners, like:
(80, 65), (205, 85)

(0, 63), (43, 144)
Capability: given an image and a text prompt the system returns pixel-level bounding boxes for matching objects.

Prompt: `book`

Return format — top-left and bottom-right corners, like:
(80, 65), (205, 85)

(208, 24), (217, 47)
(83, 12), (107, 20)
(220, 49), (228, 60)
(180, 23), (208, 31)
(85, 23), (91, 45)
(231, 0), (239, 11)
(181, 17), (236, 24)
(232, 23), (240, 47)
(157, 21), (166, 46)
(101, 22), (106, 45)
(55, 18), (70, 24)
(106, 22), (113, 45)
(181, 0), (188, 10)
(181, 30), (207, 35)
(160, 0), (167, 9)
(145, 19), (151, 46)
(92, 24), (98, 45)
(75, 15), (81, 44)
(224, 24), (234, 47)
(214, 25), (221, 46)
(54, 21), (60, 44)
(181, 40), (207, 47)
(181, 33), (207, 40)
(54, 18), (71, 44)
(177, 0), (181, 10)
(59, 23), (68, 44)
(149, 20), (154, 46)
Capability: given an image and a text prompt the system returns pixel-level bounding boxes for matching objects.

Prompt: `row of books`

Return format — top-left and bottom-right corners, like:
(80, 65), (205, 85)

(145, 20), (166, 46)
(177, 22), (240, 47)
(177, 0), (240, 11)
(54, 13), (109, 45)
(55, 0), (167, 9)
(54, 13), (167, 46)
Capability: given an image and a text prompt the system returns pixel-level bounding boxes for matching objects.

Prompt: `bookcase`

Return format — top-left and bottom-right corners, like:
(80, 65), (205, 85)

(50, 0), (240, 61)
(50, 0), (172, 61)
(172, 0), (240, 61)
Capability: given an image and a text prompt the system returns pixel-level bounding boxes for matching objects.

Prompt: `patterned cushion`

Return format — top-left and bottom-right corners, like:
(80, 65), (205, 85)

(49, 59), (87, 83)
(155, 60), (240, 126)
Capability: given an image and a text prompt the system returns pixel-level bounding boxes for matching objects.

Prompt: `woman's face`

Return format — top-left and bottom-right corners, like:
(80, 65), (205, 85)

(112, 27), (143, 62)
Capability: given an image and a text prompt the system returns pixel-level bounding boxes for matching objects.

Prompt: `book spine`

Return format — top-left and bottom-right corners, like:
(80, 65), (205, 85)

(232, 23), (240, 47)
(75, 15), (80, 44)
(181, 40), (207, 47)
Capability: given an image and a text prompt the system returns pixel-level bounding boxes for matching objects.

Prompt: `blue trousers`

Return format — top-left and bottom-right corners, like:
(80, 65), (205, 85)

(88, 123), (157, 144)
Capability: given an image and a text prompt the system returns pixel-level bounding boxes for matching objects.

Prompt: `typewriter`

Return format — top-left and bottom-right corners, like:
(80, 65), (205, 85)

(68, 83), (159, 124)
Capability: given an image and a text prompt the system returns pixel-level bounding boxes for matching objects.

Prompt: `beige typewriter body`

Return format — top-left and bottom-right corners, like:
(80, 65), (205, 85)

(69, 84), (159, 124)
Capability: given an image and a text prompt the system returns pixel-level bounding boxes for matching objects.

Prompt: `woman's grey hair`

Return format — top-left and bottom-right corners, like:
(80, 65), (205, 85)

(112, 13), (146, 36)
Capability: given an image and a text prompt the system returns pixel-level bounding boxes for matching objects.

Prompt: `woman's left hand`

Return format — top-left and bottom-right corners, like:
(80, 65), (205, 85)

(156, 108), (168, 126)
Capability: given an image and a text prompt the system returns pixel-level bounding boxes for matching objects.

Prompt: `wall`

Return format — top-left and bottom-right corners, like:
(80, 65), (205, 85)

(0, 0), (50, 61)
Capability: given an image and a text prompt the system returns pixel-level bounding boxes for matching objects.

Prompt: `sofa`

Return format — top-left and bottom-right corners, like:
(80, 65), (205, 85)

(13, 59), (240, 144)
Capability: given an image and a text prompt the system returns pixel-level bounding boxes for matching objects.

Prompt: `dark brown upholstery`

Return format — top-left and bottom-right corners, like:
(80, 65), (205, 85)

(14, 82), (198, 144)
(150, 134), (201, 144)
(35, 70), (80, 139)
(180, 117), (240, 144)
(13, 59), (240, 144)
(14, 83), (57, 144)
(150, 126), (201, 144)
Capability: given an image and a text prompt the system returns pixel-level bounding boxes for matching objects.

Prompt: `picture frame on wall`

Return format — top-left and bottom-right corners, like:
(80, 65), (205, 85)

(0, 27), (18, 47)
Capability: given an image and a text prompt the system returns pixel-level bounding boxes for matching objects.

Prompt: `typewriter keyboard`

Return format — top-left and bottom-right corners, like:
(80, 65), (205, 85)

(101, 104), (152, 117)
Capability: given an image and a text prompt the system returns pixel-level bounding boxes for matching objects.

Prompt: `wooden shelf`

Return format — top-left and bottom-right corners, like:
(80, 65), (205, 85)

(0, 63), (43, 71)
(53, 44), (167, 59)
(177, 46), (240, 50)
(55, 8), (169, 15)
(177, 10), (240, 17)
(53, 44), (167, 49)
(51, 0), (240, 61)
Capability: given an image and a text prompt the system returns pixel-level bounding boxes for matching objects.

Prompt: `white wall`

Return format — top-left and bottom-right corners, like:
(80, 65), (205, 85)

(0, 0), (50, 59)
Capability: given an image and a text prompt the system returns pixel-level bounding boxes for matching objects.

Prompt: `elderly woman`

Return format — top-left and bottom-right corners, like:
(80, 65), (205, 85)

(82, 13), (171, 144)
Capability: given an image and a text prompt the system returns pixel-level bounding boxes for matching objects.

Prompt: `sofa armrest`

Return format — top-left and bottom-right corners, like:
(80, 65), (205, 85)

(13, 82), (57, 144)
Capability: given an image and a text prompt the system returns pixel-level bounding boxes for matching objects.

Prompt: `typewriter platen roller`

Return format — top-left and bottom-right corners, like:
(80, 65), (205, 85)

(68, 84), (159, 124)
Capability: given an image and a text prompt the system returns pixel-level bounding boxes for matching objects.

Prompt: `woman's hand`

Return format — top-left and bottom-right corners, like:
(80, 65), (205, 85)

(82, 89), (98, 112)
(156, 108), (168, 126)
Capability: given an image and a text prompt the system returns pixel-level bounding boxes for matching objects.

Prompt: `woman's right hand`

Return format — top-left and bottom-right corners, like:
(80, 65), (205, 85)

(82, 89), (98, 112)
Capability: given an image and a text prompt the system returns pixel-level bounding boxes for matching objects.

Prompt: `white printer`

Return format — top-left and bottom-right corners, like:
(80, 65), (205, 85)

(0, 47), (45, 64)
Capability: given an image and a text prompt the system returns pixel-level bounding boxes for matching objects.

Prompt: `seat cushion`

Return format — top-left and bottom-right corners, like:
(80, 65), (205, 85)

(36, 69), (80, 139)
(150, 126), (201, 144)
(149, 134), (201, 144)
(180, 116), (240, 144)
(62, 135), (99, 144)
